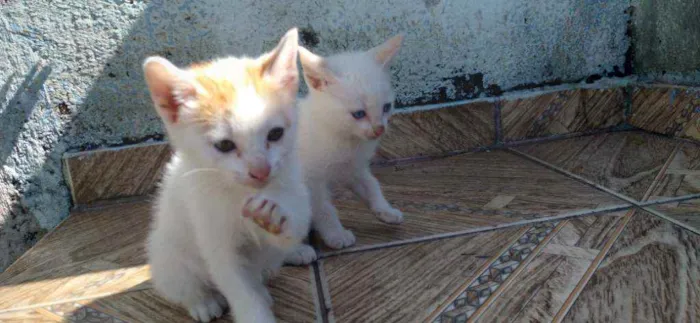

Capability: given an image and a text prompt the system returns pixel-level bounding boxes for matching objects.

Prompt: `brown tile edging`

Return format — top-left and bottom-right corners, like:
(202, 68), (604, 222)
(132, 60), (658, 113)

(547, 142), (682, 322)
(630, 84), (700, 142)
(63, 86), (632, 207)
(62, 141), (171, 205)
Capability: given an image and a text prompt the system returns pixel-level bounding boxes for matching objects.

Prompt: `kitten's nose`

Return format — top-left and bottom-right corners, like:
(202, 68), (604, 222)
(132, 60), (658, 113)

(373, 126), (385, 137)
(249, 164), (271, 182)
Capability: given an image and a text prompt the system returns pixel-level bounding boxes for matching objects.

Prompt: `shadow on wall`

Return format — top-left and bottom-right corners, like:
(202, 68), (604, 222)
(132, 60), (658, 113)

(0, 65), (53, 270)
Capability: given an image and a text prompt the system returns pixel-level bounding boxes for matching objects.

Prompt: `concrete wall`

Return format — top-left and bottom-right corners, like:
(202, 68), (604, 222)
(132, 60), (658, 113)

(0, 0), (630, 270)
(632, 0), (700, 84)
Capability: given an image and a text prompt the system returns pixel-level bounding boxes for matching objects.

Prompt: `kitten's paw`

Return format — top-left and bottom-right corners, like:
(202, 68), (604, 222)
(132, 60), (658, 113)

(321, 229), (356, 249)
(375, 207), (404, 224)
(243, 195), (288, 235)
(284, 244), (317, 265)
(187, 294), (228, 323)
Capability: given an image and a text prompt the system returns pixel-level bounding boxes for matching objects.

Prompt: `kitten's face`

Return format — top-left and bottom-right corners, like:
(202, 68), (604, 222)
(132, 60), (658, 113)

(144, 29), (299, 188)
(299, 34), (403, 141)
(331, 73), (395, 141)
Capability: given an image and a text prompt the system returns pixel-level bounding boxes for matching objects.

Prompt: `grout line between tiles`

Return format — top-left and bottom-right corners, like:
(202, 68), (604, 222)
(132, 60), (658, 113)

(312, 261), (333, 323)
(424, 226), (532, 322)
(640, 206), (700, 236)
(494, 100), (502, 144)
(318, 204), (632, 259)
(467, 220), (568, 323)
(506, 148), (641, 206)
(633, 128), (700, 147)
(639, 193), (700, 207)
(550, 142), (681, 322)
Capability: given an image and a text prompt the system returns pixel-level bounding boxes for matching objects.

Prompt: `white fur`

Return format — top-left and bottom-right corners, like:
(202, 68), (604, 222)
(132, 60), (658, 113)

(145, 29), (311, 322)
(284, 35), (404, 264)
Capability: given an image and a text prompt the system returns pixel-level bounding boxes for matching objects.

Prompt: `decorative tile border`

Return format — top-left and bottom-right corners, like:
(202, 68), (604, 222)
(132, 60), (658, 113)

(432, 222), (559, 323)
(46, 302), (126, 323)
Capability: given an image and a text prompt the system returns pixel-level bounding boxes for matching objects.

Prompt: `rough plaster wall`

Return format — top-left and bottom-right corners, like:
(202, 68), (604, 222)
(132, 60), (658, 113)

(0, 0), (629, 270)
(632, 0), (700, 84)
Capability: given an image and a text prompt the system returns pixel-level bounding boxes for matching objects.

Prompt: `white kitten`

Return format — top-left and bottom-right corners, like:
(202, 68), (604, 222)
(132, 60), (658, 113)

(144, 29), (311, 323)
(284, 35), (404, 265)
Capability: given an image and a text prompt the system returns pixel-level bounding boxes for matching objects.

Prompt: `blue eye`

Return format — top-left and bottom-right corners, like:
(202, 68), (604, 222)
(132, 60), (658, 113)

(382, 103), (392, 113)
(351, 110), (366, 119)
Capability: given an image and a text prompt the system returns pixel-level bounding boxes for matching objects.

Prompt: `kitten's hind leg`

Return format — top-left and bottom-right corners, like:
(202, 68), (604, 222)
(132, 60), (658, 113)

(351, 167), (403, 224)
(284, 244), (318, 265)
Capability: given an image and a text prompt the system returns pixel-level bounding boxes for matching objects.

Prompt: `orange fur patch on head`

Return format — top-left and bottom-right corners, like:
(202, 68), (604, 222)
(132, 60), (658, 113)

(185, 62), (238, 125)
(183, 58), (284, 126)
(245, 59), (277, 98)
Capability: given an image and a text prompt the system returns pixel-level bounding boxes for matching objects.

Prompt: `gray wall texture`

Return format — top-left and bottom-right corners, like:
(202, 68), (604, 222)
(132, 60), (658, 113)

(0, 0), (632, 270)
(631, 0), (700, 84)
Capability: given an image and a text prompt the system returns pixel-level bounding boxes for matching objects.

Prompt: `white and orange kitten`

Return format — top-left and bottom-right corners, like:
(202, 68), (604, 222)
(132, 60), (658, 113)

(144, 29), (311, 323)
(285, 35), (404, 264)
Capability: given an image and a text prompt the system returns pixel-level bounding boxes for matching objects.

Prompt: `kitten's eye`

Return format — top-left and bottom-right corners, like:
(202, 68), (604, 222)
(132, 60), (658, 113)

(351, 110), (367, 119)
(382, 103), (392, 113)
(214, 139), (237, 153)
(267, 127), (285, 142)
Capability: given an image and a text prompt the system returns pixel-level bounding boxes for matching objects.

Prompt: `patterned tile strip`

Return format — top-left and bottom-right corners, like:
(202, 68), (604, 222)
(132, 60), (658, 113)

(432, 222), (559, 323)
(46, 302), (126, 323)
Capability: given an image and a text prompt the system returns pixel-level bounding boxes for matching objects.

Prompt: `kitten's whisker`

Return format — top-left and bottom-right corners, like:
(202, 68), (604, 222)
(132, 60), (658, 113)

(179, 168), (223, 178)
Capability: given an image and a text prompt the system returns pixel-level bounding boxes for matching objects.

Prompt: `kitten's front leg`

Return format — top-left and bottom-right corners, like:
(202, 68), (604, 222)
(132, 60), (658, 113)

(351, 167), (403, 224)
(194, 226), (276, 323)
(311, 182), (356, 249)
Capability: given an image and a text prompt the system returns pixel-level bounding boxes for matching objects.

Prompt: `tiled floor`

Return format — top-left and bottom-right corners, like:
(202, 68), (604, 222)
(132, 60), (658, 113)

(1, 130), (699, 323)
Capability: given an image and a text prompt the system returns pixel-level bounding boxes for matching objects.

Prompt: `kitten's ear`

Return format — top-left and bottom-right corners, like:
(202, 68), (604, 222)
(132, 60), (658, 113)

(143, 56), (196, 124)
(369, 34), (404, 68)
(298, 46), (339, 92)
(260, 28), (300, 96)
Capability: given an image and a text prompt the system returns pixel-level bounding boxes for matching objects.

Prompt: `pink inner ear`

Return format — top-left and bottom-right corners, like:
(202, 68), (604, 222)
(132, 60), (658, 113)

(307, 74), (325, 90)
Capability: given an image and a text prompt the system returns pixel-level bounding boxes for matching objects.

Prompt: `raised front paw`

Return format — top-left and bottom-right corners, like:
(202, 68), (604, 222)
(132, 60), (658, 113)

(243, 196), (288, 235)
(375, 206), (403, 224)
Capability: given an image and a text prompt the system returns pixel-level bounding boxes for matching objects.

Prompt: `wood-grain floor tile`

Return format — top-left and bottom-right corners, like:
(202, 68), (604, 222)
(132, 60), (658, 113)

(650, 198), (700, 233)
(515, 131), (677, 201)
(321, 227), (526, 323)
(64, 266), (316, 323)
(501, 89), (624, 142)
(651, 142), (700, 200)
(64, 143), (171, 205)
(326, 150), (625, 250)
(0, 200), (152, 311)
(630, 86), (700, 141)
(477, 211), (626, 323)
(375, 102), (496, 161)
(562, 211), (700, 323)
(0, 307), (63, 322)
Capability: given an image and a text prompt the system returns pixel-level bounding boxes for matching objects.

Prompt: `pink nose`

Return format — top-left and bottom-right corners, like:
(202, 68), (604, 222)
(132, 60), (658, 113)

(373, 126), (385, 136)
(249, 164), (271, 182)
